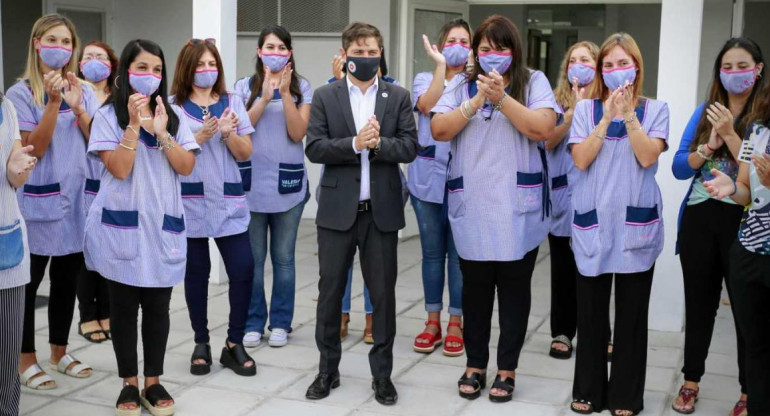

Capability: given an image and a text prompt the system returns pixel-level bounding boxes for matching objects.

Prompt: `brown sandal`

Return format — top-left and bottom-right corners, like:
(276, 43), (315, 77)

(672, 386), (698, 414)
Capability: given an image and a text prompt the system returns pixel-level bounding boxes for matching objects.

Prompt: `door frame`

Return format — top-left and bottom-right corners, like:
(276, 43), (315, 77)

(43, 0), (111, 44)
(398, 0), (468, 91)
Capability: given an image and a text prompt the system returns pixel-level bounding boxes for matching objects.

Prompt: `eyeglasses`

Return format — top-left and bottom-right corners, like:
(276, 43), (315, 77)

(82, 54), (109, 61)
(188, 38), (216, 46)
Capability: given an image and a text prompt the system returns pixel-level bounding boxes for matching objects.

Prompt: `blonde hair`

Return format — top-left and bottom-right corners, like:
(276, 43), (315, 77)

(593, 32), (644, 102)
(22, 14), (80, 107)
(553, 41), (600, 110)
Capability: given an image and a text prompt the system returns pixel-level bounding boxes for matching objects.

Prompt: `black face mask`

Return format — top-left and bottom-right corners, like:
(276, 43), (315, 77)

(346, 56), (380, 82)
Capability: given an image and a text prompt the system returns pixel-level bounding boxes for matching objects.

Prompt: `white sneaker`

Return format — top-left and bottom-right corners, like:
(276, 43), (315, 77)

(243, 332), (262, 348)
(268, 329), (288, 347)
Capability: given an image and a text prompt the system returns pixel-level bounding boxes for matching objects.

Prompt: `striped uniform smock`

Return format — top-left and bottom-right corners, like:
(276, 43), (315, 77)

(431, 70), (560, 262)
(546, 106), (577, 237)
(84, 104), (200, 287)
(6, 80), (98, 256)
(233, 77), (312, 213)
(0, 100), (31, 290)
(737, 122), (770, 255)
(172, 93), (255, 238)
(408, 72), (461, 204)
(568, 97), (670, 276)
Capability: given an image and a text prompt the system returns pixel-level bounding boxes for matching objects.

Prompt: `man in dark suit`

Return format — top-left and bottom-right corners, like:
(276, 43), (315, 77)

(304, 22), (417, 406)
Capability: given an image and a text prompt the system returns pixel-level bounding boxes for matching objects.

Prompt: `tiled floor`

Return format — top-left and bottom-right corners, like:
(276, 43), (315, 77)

(22, 220), (743, 415)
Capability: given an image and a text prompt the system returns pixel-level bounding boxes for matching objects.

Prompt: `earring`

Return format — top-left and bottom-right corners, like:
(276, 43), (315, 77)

(114, 75), (120, 89)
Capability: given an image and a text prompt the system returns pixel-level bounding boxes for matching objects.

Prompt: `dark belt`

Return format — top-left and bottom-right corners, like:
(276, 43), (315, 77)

(358, 200), (372, 212)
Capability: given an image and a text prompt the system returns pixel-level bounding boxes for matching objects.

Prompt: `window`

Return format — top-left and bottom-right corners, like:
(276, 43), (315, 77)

(237, 0), (349, 34)
(57, 8), (104, 44)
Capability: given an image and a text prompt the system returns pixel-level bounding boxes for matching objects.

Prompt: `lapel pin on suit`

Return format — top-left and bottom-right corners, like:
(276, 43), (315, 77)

(382, 92), (388, 98)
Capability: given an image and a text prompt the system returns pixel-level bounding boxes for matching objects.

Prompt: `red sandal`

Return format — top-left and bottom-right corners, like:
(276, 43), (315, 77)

(414, 320), (442, 353)
(443, 321), (465, 357)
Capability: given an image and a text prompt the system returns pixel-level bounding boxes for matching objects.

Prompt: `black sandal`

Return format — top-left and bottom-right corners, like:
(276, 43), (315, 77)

(140, 384), (174, 416)
(220, 342), (256, 376)
(488, 375), (515, 403)
(611, 409), (638, 416)
(78, 323), (106, 344)
(571, 399), (595, 414)
(457, 371), (486, 400)
(549, 335), (573, 359)
(116, 383), (141, 416)
(190, 343), (212, 375)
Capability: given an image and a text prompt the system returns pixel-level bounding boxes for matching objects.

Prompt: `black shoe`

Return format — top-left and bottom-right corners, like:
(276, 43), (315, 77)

(220, 342), (257, 376)
(190, 343), (212, 375)
(372, 377), (398, 405)
(305, 372), (340, 400)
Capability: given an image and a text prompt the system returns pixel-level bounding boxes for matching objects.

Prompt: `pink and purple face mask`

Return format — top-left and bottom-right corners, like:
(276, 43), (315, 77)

(568, 63), (596, 87)
(720, 68), (757, 95)
(442, 42), (470, 67)
(193, 69), (219, 88)
(477, 51), (512, 74)
(128, 71), (162, 96)
(602, 65), (636, 91)
(261, 53), (290, 72)
(38, 45), (72, 69)
(80, 60), (111, 82)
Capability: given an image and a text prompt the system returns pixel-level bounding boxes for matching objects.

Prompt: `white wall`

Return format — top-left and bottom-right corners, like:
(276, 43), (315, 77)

(652, 0), (704, 332)
(111, 0), (192, 81)
(236, 0), (393, 219)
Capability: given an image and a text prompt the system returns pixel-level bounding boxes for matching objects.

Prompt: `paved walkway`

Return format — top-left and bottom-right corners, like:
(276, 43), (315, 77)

(22, 220), (742, 415)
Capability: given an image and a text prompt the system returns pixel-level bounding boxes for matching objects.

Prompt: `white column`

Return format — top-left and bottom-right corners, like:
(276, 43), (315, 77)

(650, 0), (704, 331)
(192, 0), (238, 90)
(192, 0), (238, 284)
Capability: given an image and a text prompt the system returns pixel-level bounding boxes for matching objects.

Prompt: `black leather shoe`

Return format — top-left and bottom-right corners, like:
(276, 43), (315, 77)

(372, 377), (398, 405)
(305, 372), (340, 400)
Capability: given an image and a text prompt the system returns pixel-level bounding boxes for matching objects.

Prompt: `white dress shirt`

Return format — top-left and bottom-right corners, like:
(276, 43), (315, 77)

(347, 75), (379, 201)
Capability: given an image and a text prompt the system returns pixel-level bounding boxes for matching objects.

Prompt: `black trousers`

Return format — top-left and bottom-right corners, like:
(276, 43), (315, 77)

(108, 280), (172, 378)
(678, 199), (745, 391)
(22, 252), (83, 353)
(729, 241), (770, 415)
(315, 210), (398, 378)
(0, 286), (24, 416)
(573, 267), (654, 414)
(185, 232), (255, 344)
(549, 234), (578, 340)
(77, 268), (110, 323)
(460, 247), (539, 371)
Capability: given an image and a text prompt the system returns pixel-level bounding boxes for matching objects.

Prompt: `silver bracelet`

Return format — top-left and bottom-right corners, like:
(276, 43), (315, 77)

(696, 144), (712, 160)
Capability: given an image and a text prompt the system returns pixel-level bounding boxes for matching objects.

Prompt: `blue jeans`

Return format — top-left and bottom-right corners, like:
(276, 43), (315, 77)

(245, 195), (307, 333)
(342, 267), (373, 314)
(411, 194), (462, 315)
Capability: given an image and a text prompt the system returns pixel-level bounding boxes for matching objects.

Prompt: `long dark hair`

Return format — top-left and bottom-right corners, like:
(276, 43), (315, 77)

(78, 40), (119, 94)
(689, 37), (765, 159)
(106, 39), (179, 136)
(469, 15), (529, 104)
(748, 70), (770, 127)
(171, 40), (227, 104)
(246, 25), (303, 109)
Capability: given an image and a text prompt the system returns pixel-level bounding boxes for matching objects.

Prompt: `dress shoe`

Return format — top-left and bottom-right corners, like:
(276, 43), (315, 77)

(372, 377), (398, 405)
(305, 372), (340, 400)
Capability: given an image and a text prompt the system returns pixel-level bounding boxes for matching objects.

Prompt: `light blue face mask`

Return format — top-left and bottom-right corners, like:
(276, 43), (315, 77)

(602, 65), (636, 91)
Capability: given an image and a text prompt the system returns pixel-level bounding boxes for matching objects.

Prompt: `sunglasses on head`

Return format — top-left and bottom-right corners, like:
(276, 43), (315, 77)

(188, 38), (216, 46)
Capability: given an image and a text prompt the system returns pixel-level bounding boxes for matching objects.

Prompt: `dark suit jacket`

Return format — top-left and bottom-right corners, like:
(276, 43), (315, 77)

(306, 78), (418, 232)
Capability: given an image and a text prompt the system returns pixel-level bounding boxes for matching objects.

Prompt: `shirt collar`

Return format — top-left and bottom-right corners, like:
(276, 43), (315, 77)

(346, 74), (379, 95)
